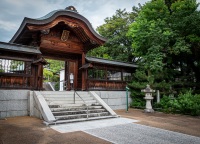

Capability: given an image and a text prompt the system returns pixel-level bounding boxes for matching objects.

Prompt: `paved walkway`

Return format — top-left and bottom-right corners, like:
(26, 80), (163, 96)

(51, 118), (138, 133)
(0, 109), (199, 144)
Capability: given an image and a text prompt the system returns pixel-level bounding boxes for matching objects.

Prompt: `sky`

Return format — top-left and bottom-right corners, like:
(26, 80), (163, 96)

(0, 0), (149, 42)
(1, 0), (200, 43)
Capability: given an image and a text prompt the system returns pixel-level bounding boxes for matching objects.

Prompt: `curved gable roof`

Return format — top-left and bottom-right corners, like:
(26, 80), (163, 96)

(10, 7), (106, 44)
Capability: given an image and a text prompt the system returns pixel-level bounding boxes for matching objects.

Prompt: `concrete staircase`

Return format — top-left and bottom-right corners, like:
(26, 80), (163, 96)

(38, 91), (118, 125)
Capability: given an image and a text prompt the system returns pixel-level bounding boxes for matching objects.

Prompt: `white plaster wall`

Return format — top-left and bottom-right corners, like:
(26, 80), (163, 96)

(94, 91), (132, 110)
(59, 69), (65, 91)
(0, 90), (30, 118)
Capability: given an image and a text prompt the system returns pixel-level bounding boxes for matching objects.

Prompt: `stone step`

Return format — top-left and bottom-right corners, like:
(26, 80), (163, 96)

(49, 105), (60, 108)
(49, 104), (86, 109)
(46, 116), (118, 125)
(44, 97), (94, 101)
(91, 103), (102, 106)
(46, 100), (97, 105)
(43, 94), (92, 97)
(40, 91), (75, 95)
(55, 112), (110, 120)
(50, 105), (103, 112)
(52, 109), (107, 116)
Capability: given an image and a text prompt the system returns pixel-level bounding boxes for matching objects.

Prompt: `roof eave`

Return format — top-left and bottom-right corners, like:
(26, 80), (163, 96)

(85, 57), (138, 68)
(10, 10), (107, 43)
(0, 41), (41, 54)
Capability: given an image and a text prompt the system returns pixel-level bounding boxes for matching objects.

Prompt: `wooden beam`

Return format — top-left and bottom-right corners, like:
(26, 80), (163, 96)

(82, 52), (86, 90)
(27, 17), (104, 45)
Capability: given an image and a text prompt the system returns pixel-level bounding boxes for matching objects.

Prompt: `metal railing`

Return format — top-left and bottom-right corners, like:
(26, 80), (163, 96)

(74, 90), (89, 119)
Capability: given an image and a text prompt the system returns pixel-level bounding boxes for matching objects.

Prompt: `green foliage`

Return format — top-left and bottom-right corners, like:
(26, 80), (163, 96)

(156, 90), (200, 116)
(127, 0), (200, 98)
(43, 59), (65, 82)
(130, 98), (145, 108)
(10, 60), (24, 71)
(0, 59), (4, 72)
(43, 68), (53, 82)
(156, 95), (179, 113)
(54, 82), (60, 91)
(46, 59), (65, 74)
(177, 90), (200, 116)
(129, 68), (172, 107)
(87, 46), (113, 60)
(88, 7), (140, 62)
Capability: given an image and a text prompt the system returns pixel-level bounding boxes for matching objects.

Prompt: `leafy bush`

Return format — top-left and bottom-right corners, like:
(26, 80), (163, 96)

(177, 91), (200, 116)
(54, 82), (60, 91)
(156, 90), (200, 116)
(155, 95), (180, 113)
(130, 98), (145, 108)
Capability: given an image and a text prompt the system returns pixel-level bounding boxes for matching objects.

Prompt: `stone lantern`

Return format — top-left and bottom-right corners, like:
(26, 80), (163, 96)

(141, 84), (155, 113)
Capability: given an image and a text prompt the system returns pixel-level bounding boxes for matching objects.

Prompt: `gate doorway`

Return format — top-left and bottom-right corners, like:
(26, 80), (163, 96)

(43, 59), (78, 91)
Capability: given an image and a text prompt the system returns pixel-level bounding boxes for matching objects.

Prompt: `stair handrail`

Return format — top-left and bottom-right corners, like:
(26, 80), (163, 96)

(74, 90), (89, 119)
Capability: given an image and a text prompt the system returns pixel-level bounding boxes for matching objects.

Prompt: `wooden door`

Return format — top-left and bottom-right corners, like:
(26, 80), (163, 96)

(66, 61), (78, 90)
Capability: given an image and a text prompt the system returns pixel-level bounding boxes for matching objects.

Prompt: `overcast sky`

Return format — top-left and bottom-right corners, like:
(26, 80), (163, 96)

(0, 0), (199, 43)
(0, 0), (150, 42)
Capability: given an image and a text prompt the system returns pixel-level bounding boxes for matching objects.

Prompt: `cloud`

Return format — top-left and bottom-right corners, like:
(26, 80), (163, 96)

(5, 0), (199, 42)
(0, 20), (18, 31)
(0, 0), (147, 42)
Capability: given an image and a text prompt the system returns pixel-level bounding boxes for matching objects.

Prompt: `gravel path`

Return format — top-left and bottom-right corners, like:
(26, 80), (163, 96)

(85, 123), (200, 144)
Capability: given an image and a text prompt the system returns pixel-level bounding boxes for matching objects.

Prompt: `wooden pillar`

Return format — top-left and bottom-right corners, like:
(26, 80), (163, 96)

(36, 64), (43, 90)
(65, 61), (68, 90)
(82, 52), (86, 90)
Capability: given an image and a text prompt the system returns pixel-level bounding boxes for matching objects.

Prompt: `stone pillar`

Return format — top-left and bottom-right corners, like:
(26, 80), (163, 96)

(141, 85), (155, 113)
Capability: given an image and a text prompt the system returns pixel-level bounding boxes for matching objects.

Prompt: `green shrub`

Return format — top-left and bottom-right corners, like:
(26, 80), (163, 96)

(54, 82), (60, 91)
(157, 90), (200, 116)
(156, 95), (179, 113)
(130, 98), (145, 108)
(177, 91), (200, 116)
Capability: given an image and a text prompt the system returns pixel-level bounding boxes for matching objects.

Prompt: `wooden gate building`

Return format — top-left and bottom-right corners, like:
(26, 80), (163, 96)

(0, 6), (137, 91)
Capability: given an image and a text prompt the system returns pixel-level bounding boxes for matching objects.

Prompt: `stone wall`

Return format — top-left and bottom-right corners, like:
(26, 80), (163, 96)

(0, 90), (132, 118)
(94, 91), (132, 110)
(0, 90), (30, 118)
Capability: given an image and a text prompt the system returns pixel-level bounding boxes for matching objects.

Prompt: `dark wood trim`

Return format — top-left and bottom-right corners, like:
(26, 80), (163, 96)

(82, 52), (86, 90)
(0, 56), (33, 62)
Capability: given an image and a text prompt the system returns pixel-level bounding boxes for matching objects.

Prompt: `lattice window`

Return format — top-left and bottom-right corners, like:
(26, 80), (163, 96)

(88, 69), (106, 80)
(107, 70), (122, 81)
(0, 59), (31, 74)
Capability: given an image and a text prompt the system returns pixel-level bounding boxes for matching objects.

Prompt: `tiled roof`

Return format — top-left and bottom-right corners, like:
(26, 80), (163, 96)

(0, 41), (41, 54)
(86, 57), (137, 68)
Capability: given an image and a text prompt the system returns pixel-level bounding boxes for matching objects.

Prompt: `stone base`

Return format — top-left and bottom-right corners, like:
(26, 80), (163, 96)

(144, 109), (154, 113)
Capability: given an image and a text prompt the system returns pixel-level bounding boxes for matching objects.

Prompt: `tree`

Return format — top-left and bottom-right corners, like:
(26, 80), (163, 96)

(127, 0), (200, 95)
(43, 59), (65, 82)
(43, 68), (53, 82)
(88, 7), (140, 62)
